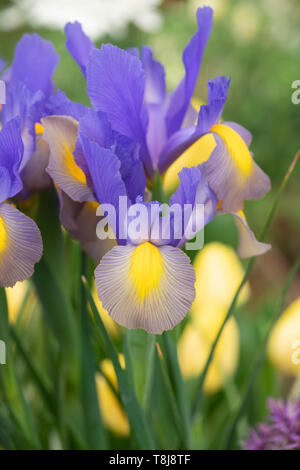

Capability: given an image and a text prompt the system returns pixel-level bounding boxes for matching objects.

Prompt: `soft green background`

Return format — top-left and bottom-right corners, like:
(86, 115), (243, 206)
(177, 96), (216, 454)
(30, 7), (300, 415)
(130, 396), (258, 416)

(0, 0), (299, 450)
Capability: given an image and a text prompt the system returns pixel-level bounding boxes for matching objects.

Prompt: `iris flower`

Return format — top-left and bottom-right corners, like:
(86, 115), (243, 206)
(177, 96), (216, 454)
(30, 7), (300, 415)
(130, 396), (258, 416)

(0, 118), (42, 287)
(42, 112), (217, 333)
(1, 32), (86, 197)
(64, 6), (271, 258)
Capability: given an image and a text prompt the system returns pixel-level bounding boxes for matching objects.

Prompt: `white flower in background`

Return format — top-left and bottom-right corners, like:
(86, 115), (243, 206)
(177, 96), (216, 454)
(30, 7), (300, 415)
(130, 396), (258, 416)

(0, 0), (163, 39)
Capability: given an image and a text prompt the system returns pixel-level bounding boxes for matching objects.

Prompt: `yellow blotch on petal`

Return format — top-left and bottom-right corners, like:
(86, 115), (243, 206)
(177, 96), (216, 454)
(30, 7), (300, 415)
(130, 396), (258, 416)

(35, 122), (44, 135)
(96, 356), (130, 437)
(211, 123), (253, 177)
(63, 142), (87, 185)
(0, 216), (7, 253)
(268, 298), (300, 376)
(163, 133), (216, 194)
(129, 242), (164, 302)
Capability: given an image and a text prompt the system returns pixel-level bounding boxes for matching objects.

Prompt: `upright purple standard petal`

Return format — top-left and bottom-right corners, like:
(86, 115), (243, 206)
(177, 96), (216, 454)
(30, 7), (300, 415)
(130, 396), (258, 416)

(141, 46), (167, 165)
(196, 76), (231, 134)
(141, 46), (166, 105)
(11, 33), (59, 97)
(86, 45), (152, 175)
(45, 90), (88, 121)
(2, 82), (45, 169)
(166, 7), (213, 136)
(79, 134), (128, 240)
(113, 134), (146, 204)
(0, 118), (24, 202)
(0, 203), (43, 287)
(65, 22), (94, 76)
(158, 76), (230, 173)
(170, 166), (217, 247)
(74, 109), (113, 184)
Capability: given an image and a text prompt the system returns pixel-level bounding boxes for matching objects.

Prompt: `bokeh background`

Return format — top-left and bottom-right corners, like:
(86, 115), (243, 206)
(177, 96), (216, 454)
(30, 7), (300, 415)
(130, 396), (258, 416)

(0, 0), (299, 450)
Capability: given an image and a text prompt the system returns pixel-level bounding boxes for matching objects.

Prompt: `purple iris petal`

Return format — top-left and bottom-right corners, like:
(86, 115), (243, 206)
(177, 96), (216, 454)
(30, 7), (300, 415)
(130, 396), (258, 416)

(158, 125), (197, 173)
(65, 22), (94, 76)
(11, 33), (59, 98)
(141, 46), (166, 105)
(0, 118), (24, 202)
(74, 109), (113, 186)
(113, 134), (146, 204)
(170, 166), (217, 247)
(45, 89), (88, 121)
(2, 83), (45, 170)
(158, 76), (230, 172)
(77, 109), (113, 148)
(166, 6), (213, 136)
(141, 46), (167, 165)
(79, 134), (128, 243)
(196, 76), (231, 134)
(86, 44), (152, 176)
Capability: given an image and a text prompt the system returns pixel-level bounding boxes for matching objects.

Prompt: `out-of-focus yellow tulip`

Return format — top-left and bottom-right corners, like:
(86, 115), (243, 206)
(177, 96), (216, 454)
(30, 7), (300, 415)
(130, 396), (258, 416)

(6, 281), (31, 323)
(92, 283), (120, 338)
(178, 242), (249, 393)
(268, 298), (300, 376)
(192, 242), (250, 316)
(96, 355), (130, 437)
(178, 305), (240, 393)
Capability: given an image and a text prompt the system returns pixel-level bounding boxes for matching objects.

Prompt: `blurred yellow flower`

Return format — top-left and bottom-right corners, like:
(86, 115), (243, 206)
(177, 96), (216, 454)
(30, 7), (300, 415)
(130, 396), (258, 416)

(178, 242), (250, 393)
(178, 309), (239, 393)
(268, 297), (300, 376)
(92, 283), (120, 338)
(6, 281), (30, 323)
(96, 355), (130, 437)
(192, 242), (250, 315)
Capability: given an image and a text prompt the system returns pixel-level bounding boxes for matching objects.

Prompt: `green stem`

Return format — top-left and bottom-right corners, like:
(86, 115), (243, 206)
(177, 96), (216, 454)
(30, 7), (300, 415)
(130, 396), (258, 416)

(191, 150), (300, 421)
(158, 332), (192, 449)
(226, 251), (300, 449)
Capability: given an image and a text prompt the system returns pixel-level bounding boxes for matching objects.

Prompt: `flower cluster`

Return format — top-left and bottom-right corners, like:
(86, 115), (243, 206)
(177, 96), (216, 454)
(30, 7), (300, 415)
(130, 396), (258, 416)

(0, 6), (271, 333)
(243, 399), (300, 450)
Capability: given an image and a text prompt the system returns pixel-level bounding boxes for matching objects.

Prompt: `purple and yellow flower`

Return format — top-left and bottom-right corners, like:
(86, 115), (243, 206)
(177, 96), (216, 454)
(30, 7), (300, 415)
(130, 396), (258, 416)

(243, 398), (300, 450)
(1, 32), (86, 197)
(0, 118), (42, 287)
(42, 112), (217, 333)
(65, 6), (271, 258)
